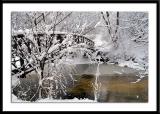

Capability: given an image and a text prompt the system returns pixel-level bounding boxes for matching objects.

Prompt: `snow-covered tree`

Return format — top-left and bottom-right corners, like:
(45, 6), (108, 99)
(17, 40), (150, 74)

(11, 12), (76, 100)
(94, 12), (148, 68)
(11, 12), (98, 101)
(11, 11), (148, 102)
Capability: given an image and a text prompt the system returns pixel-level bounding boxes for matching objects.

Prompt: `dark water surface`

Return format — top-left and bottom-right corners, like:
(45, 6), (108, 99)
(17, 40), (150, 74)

(12, 64), (148, 102)
(66, 74), (148, 102)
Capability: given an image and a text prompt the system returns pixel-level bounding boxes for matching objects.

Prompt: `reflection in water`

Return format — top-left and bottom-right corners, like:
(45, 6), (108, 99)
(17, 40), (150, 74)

(67, 74), (148, 102)
(12, 64), (148, 102)
(65, 63), (148, 102)
(93, 63), (101, 101)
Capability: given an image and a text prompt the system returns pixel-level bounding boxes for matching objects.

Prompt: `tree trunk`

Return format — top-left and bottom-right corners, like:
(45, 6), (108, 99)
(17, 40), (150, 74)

(40, 57), (46, 79)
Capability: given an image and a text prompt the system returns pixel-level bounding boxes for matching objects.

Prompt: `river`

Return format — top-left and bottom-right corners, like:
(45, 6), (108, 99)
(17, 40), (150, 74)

(12, 63), (148, 102)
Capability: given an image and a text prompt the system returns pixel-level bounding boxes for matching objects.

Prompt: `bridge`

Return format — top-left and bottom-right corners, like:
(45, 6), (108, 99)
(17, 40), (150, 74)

(11, 31), (95, 77)
(38, 31), (94, 48)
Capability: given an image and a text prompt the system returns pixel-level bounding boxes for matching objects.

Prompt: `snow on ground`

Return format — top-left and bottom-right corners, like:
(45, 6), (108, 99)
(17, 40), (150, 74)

(36, 98), (96, 103)
(113, 71), (122, 74)
(12, 94), (96, 102)
(130, 78), (142, 83)
(118, 60), (145, 71)
(130, 74), (146, 83)
(12, 75), (20, 88)
(12, 94), (29, 102)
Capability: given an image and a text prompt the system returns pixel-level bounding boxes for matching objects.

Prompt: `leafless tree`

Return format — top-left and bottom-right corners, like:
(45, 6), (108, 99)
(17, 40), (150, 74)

(12, 12), (74, 100)
(101, 11), (120, 48)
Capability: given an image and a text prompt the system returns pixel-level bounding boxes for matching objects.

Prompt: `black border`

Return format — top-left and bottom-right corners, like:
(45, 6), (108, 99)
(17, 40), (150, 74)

(1, 0), (159, 113)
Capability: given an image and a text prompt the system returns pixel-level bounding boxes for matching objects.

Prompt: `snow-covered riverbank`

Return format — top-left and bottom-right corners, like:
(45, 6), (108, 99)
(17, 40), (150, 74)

(12, 94), (96, 103)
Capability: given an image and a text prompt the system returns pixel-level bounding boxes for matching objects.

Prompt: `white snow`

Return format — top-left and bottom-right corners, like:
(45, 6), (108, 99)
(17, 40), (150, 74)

(17, 29), (24, 34)
(118, 60), (144, 70)
(12, 94), (96, 102)
(94, 34), (103, 47)
(37, 52), (46, 60)
(130, 72), (146, 83)
(113, 71), (122, 74)
(36, 98), (96, 102)
(12, 56), (21, 69)
(12, 75), (20, 88)
(48, 43), (60, 54)
(94, 21), (102, 28)
(12, 94), (28, 102)
(131, 78), (142, 83)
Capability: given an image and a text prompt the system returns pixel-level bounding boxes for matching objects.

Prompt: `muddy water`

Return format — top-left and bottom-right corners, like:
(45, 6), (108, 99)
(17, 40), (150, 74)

(65, 64), (148, 102)
(12, 63), (148, 102)
(66, 74), (148, 102)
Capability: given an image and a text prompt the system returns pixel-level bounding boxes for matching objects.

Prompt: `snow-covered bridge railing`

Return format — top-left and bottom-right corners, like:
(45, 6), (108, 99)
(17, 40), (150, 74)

(72, 34), (94, 48)
(12, 31), (94, 49)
